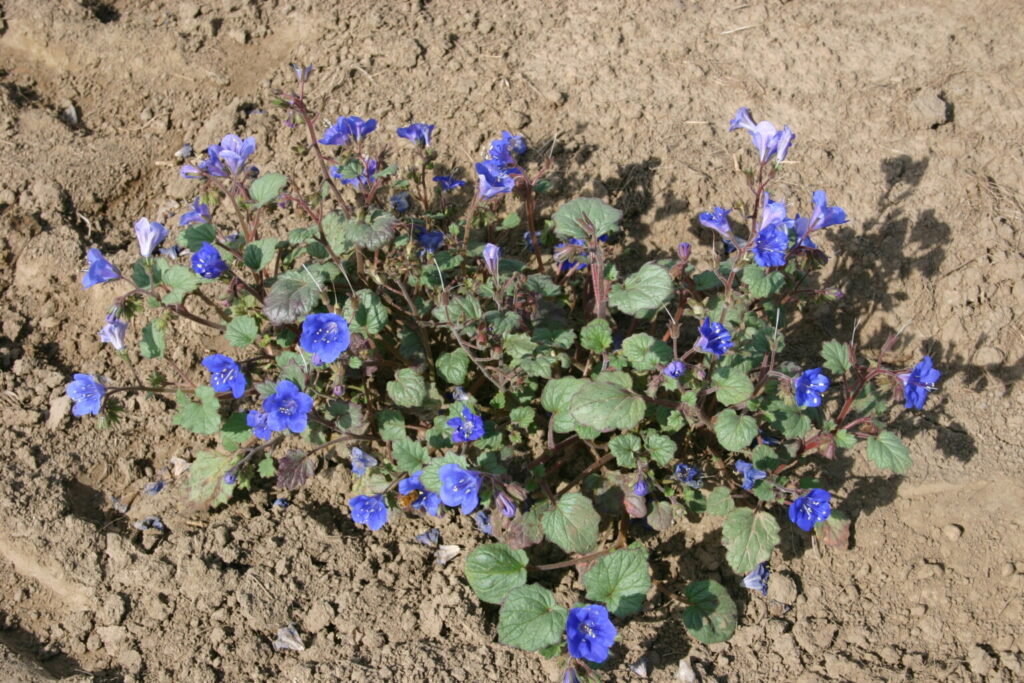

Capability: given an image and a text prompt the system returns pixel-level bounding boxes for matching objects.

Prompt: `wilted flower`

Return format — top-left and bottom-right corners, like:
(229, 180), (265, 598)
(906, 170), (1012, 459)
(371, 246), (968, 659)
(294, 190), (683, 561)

(179, 198), (211, 227)
(735, 460), (767, 490)
(99, 315), (127, 351)
(433, 175), (466, 191)
(742, 563), (770, 595)
(673, 463), (703, 489)
(350, 447), (378, 476)
(483, 243), (501, 275)
(729, 107), (795, 163)
(247, 409), (271, 440)
(134, 217), (168, 257)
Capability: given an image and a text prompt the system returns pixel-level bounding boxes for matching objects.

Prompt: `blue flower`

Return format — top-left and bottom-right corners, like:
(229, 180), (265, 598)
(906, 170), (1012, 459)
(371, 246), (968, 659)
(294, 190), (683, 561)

(566, 604), (617, 664)
(900, 356), (940, 410)
(191, 242), (228, 279)
(433, 175), (466, 191)
(483, 243), (501, 275)
(698, 207), (732, 236)
(447, 406), (485, 443)
(349, 494), (388, 531)
(742, 563), (769, 595)
(319, 116), (377, 146)
(247, 409), (271, 440)
(201, 354), (247, 399)
(488, 131), (526, 166)
(735, 460), (767, 490)
(673, 463), (703, 489)
(396, 123), (435, 146)
(99, 315), (127, 351)
(415, 528), (441, 546)
(752, 224), (789, 267)
(350, 447), (378, 476)
(663, 360), (686, 379)
(199, 134), (257, 176)
(66, 373), (106, 416)
(695, 317), (733, 356)
(473, 509), (493, 535)
(438, 463), (482, 515)
(398, 470), (442, 516)
(789, 488), (832, 531)
(179, 198), (211, 227)
(134, 217), (168, 257)
(390, 192), (411, 214)
(331, 158), (378, 189)
(795, 368), (830, 408)
(414, 226), (446, 254)
(633, 477), (648, 497)
(82, 248), (121, 289)
(794, 189), (847, 249)
(728, 107), (795, 163)
(554, 236), (606, 273)
(299, 313), (350, 364)
(262, 380), (314, 434)
(476, 159), (518, 199)
(497, 491), (517, 518)
(142, 480), (164, 495)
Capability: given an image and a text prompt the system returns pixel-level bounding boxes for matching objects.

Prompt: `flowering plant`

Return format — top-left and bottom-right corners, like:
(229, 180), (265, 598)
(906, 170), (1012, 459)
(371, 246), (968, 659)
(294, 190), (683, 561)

(67, 68), (939, 679)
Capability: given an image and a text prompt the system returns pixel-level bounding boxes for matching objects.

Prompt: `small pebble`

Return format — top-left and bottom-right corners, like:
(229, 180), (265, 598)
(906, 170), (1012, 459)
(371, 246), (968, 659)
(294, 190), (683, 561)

(942, 524), (963, 541)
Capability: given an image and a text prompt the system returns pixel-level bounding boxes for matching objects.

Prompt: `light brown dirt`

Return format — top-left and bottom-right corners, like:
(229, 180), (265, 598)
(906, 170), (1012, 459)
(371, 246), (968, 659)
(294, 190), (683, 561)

(1, 0), (1022, 681)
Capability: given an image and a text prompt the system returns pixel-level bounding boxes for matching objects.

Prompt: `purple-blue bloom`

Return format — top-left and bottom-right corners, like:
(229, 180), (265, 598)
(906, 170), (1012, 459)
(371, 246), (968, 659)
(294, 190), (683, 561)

(191, 242), (228, 279)
(483, 243), (501, 275)
(66, 373), (106, 416)
(247, 409), (271, 440)
(142, 480), (164, 495)
(673, 463), (703, 489)
(473, 509), (493, 535)
(433, 175), (466, 191)
(488, 131), (526, 166)
(728, 107), (795, 163)
(695, 317), (733, 357)
(447, 406), (485, 443)
(179, 198), (211, 227)
(663, 360), (686, 379)
(566, 604), (617, 664)
(735, 460), (767, 490)
(788, 488), (832, 531)
(742, 563), (769, 596)
(331, 158), (378, 189)
(223, 471), (237, 486)
(415, 528), (441, 546)
(752, 224), (790, 267)
(349, 494), (388, 531)
(397, 470), (442, 516)
(476, 159), (518, 199)
(99, 315), (127, 351)
(396, 123), (435, 146)
(390, 192), (411, 214)
(437, 463), (482, 515)
(262, 380), (314, 434)
(633, 477), (648, 497)
(900, 356), (940, 410)
(82, 248), (121, 289)
(201, 354), (247, 399)
(497, 491), (517, 518)
(319, 116), (377, 146)
(199, 134), (257, 176)
(134, 217), (168, 258)
(794, 189), (847, 248)
(299, 313), (350, 365)
(795, 368), (830, 408)
(414, 226), (445, 254)
(698, 207), (732, 236)
(350, 447), (378, 476)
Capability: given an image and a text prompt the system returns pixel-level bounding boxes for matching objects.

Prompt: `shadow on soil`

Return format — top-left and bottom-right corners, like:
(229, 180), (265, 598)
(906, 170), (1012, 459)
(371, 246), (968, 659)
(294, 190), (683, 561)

(0, 615), (123, 682)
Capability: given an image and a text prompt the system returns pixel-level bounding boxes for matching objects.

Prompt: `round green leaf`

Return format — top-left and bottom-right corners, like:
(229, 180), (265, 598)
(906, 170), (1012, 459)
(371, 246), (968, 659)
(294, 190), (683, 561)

(608, 263), (674, 317)
(569, 381), (646, 433)
(714, 409), (758, 452)
(497, 584), (568, 652)
(866, 431), (912, 474)
(464, 543), (529, 604)
(683, 579), (737, 644)
(540, 492), (600, 554)
(386, 368), (426, 408)
(552, 197), (622, 240)
(583, 547), (651, 617)
(722, 508), (780, 574)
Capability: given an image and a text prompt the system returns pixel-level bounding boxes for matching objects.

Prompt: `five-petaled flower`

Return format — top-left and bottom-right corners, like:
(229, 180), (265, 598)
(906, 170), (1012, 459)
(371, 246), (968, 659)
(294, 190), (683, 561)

(390, 192), (410, 214)
(742, 563), (770, 596)
(789, 488), (832, 531)
(794, 189), (847, 249)
(197, 134), (257, 177)
(396, 123), (435, 147)
(246, 409), (271, 440)
(350, 447), (378, 476)
(729, 107), (795, 163)
(82, 248), (121, 289)
(179, 198), (211, 227)
(695, 317), (733, 357)
(673, 463), (703, 489)
(191, 242), (228, 279)
(900, 356), (940, 410)
(735, 460), (767, 491)
(476, 159), (518, 199)
(319, 116), (376, 146)
(752, 194), (794, 267)
(263, 380), (313, 434)
(447, 407), (485, 443)
(487, 131), (526, 166)
(663, 360), (686, 379)
(134, 217), (168, 258)
(795, 368), (830, 408)
(437, 463), (482, 515)
(698, 206), (732, 236)
(201, 354), (247, 399)
(299, 313), (350, 365)
(99, 315), (127, 351)
(414, 226), (445, 254)
(66, 373), (106, 416)
(398, 470), (442, 516)
(433, 175), (466, 191)
(349, 494), (388, 531)
(566, 604), (617, 664)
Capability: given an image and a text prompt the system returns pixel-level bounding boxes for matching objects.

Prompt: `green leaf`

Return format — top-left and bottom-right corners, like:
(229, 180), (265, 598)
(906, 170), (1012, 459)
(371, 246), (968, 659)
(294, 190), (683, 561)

(249, 172), (288, 206)
(682, 580), (737, 644)
(509, 406), (536, 428)
(751, 444), (781, 471)
(580, 318), (613, 353)
(609, 433), (642, 468)
(436, 349), (470, 385)
(712, 366), (754, 406)
(722, 508), (780, 574)
(263, 268), (324, 325)
(821, 340), (852, 376)
(501, 212), (522, 230)
(741, 265), (786, 298)
(705, 486), (735, 516)
(540, 377), (585, 413)
(608, 263), (674, 317)
(503, 333), (538, 359)
(342, 289), (389, 335)
(714, 409), (758, 452)
(257, 455), (276, 478)
(524, 274), (561, 297)
(161, 265), (202, 304)
(392, 437), (430, 473)
(497, 585), (568, 652)
(552, 197), (622, 240)
(569, 381), (646, 433)
(464, 543), (529, 604)
(647, 501), (674, 531)
(780, 410), (812, 439)
(866, 430), (912, 474)
(834, 429), (857, 449)
(172, 386), (221, 435)
(177, 223), (217, 252)
(540, 492), (600, 554)
(582, 547), (651, 618)
(621, 333), (673, 372)
(225, 315), (259, 347)
(323, 212), (396, 251)
(186, 450), (236, 507)
(432, 295), (483, 326)
(644, 431), (676, 466)
(243, 238), (279, 271)
(220, 412), (252, 451)
(140, 319), (166, 358)
(386, 368), (427, 408)
(377, 410), (406, 441)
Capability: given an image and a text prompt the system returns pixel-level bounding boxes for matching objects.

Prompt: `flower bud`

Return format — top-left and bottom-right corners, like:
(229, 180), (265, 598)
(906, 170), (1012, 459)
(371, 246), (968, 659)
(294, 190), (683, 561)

(483, 243), (501, 276)
(497, 491), (517, 518)
(676, 241), (692, 263)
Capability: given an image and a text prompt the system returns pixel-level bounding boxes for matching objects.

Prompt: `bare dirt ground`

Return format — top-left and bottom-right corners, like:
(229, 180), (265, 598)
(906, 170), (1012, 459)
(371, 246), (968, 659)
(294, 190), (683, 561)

(1, 1), (1022, 681)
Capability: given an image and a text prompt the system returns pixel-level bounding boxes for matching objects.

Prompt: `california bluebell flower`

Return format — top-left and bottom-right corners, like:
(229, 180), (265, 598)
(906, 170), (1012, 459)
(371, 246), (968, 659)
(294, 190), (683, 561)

(633, 477), (648, 497)
(663, 360), (686, 378)
(473, 509), (493, 535)
(794, 189), (847, 249)
(476, 159), (517, 199)
(447, 406), (485, 443)
(483, 243), (501, 275)
(677, 241), (692, 262)
(350, 447), (378, 476)
(263, 380), (314, 434)
(201, 354), (247, 399)
(698, 207), (732, 237)
(299, 313), (350, 365)
(272, 497), (290, 508)
(66, 373), (106, 416)
(99, 315), (127, 351)
(319, 116), (376, 146)
(223, 471), (237, 486)
(900, 356), (940, 410)
(199, 134), (257, 176)
(673, 463), (703, 489)
(695, 317), (733, 356)
(142, 480), (164, 495)
(752, 224), (789, 267)
(555, 237), (587, 273)
(247, 409), (271, 440)
(433, 175), (466, 191)
(291, 63), (313, 82)
(794, 368), (830, 408)
(191, 242), (228, 279)
(496, 491), (517, 518)
(735, 460), (767, 490)
(134, 217), (168, 258)
(133, 516), (166, 531)
(728, 107), (795, 163)
(82, 248), (121, 289)
(331, 158), (378, 189)
(390, 192), (411, 214)
(788, 488), (832, 531)
(396, 123), (435, 146)
(437, 464), (482, 515)
(349, 494), (388, 531)
(561, 669), (580, 683)
(414, 226), (445, 254)
(742, 563), (769, 595)
(415, 528), (441, 546)
(397, 470), (442, 516)
(566, 604), (617, 663)
(488, 131), (526, 166)
(179, 198), (211, 226)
